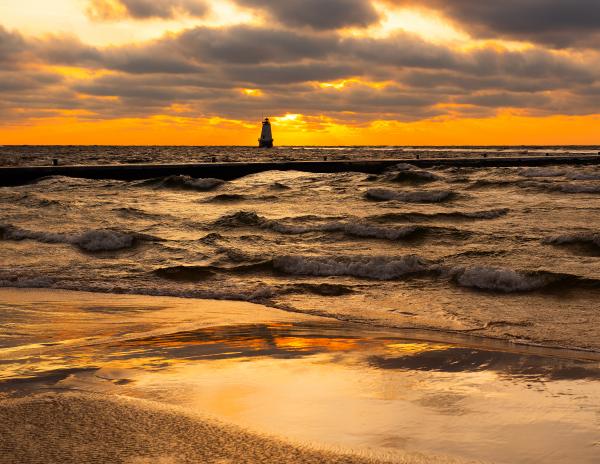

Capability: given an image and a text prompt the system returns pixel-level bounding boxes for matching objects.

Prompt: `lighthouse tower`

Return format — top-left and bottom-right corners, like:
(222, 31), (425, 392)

(258, 117), (274, 148)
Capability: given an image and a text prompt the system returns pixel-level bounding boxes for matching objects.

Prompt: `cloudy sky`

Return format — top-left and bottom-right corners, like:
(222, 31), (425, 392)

(1, 0), (599, 145)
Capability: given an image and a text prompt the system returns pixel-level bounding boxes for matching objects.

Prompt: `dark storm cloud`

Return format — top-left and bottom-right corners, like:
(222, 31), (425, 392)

(0, 26), (27, 67)
(234, 0), (380, 30)
(386, 0), (600, 48)
(176, 26), (338, 64)
(458, 91), (552, 108)
(222, 63), (359, 85)
(88, 0), (208, 20)
(2, 17), (600, 125)
(0, 70), (63, 93)
(34, 35), (103, 66)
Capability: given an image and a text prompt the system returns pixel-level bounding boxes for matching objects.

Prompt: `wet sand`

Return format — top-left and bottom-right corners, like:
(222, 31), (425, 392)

(1, 289), (600, 463)
(1, 393), (399, 464)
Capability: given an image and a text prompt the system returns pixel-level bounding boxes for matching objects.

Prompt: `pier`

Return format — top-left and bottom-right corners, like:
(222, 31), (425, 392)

(0, 155), (598, 186)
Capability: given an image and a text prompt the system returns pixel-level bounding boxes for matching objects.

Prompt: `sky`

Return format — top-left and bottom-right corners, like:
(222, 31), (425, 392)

(1, 0), (599, 145)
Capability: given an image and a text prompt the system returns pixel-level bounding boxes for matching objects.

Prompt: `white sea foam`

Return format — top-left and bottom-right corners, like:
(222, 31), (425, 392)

(451, 266), (551, 292)
(273, 255), (431, 280)
(366, 188), (454, 203)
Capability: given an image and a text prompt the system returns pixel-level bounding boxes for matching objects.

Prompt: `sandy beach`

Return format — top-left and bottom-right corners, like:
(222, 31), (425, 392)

(1, 288), (599, 464)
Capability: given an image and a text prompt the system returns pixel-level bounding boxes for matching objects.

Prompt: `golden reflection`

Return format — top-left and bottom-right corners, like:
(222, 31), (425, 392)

(274, 337), (359, 352)
(385, 342), (451, 356)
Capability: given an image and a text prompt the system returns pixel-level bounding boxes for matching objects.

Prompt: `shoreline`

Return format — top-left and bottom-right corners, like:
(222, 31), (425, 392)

(2, 286), (600, 360)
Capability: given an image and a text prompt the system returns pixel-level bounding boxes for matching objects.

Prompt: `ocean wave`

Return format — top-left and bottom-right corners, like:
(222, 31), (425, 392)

(384, 170), (441, 184)
(544, 232), (600, 247)
(0, 224), (155, 252)
(31, 176), (104, 187)
(272, 255), (432, 280)
(558, 183), (600, 194)
(520, 168), (566, 178)
(543, 232), (600, 256)
(566, 172), (600, 181)
(140, 175), (224, 191)
(467, 179), (520, 189)
(0, 276), (55, 289)
(214, 211), (264, 227)
(153, 266), (216, 282)
(520, 180), (600, 194)
(448, 266), (600, 293)
(213, 212), (442, 241)
(204, 194), (247, 202)
(365, 188), (455, 203)
(269, 182), (291, 190)
(114, 207), (168, 220)
(386, 163), (418, 172)
(269, 221), (425, 240)
(370, 208), (509, 223)
(450, 266), (553, 292)
(286, 283), (355, 296)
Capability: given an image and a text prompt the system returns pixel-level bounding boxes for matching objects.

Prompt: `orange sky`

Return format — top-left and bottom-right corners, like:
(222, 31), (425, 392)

(1, 0), (599, 145)
(1, 113), (599, 146)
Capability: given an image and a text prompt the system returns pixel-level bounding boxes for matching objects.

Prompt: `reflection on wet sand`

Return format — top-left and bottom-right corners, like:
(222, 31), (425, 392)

(1, 290), (600, 463)
(2, 322), (600, 462)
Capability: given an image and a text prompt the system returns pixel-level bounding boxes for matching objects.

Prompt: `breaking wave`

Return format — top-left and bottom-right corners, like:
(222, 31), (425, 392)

(384, 170), (441, 184)
(520, 168), (566, 178)
(365, 188), (455, 203)
(543, 232), (600, 256)
(467, 179), (520, 189)
(558, 183), (600, 194)
(449, 266), (600, 293)
(566, 172), (600, 181)
(0, 224), (155, 252)
(450, 266), (553, 292)
(370, 208), (509, 223)
(544, 232), (600, 247)
(272, 254), (432, 280)
(520, 180), (600, 194)
(204, 194), (247, 202)
(212, 211), (468, 241)
(139, 175), (225, 191)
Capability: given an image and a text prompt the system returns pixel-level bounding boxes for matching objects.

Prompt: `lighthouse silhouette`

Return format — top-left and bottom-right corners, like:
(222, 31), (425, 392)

(258, 117), (274, 148)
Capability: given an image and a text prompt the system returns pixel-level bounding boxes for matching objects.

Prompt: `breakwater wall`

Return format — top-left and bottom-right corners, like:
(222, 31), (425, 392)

(1, 155), (598, 186)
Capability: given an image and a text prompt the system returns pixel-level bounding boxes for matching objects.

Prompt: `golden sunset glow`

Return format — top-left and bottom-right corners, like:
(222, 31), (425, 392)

(1, 0), (599, 144)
